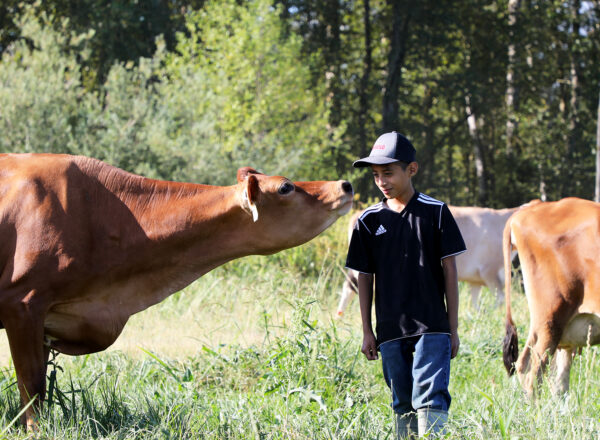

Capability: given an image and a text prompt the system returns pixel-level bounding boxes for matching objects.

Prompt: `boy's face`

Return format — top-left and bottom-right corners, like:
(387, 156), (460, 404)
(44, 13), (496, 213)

(371, 162), (417, 200)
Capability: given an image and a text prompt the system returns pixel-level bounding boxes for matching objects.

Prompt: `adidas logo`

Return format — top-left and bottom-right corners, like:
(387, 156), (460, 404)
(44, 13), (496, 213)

(375, 225), (387, 236)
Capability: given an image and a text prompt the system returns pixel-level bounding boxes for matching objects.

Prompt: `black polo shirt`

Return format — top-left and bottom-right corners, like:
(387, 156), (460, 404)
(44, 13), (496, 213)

(345, 192), (466, 346)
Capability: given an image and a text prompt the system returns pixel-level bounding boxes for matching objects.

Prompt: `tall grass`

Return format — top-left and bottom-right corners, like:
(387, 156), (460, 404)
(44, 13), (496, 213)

(0, 218), (599, 438)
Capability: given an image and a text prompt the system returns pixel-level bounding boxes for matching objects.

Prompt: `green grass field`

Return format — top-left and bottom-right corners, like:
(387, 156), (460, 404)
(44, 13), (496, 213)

(0, 219), (599, 439)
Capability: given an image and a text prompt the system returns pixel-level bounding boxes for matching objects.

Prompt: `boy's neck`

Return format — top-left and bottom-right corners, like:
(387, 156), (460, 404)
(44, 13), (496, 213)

(386, 186), (415, 212)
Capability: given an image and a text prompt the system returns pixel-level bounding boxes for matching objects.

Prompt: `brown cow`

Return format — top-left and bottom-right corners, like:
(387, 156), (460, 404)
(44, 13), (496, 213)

(503, 197), (600, 396)
(0, 153), (353, 429)
(336, 205), (520, 315)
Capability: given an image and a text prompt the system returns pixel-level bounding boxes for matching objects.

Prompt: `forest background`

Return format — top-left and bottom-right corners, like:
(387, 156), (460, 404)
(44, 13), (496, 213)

(1, 3), (600, 437)
(1, 0), (599, 207)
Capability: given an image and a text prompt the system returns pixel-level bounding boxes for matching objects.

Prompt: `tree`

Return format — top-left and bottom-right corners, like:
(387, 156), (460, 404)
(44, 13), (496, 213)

(3, 0), (600, 206)
(1, 0), (207, 88)
(505, 0), (521, 154)
(381, 0), (414, 132)
(170, 0), (339, 181)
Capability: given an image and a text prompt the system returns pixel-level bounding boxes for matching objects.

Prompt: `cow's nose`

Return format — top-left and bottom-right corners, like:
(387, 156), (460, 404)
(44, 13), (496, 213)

(341, 181), (353, 194)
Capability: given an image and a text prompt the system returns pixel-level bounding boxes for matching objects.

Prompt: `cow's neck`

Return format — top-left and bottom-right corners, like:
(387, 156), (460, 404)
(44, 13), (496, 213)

(109, 178), (255, 281)
(85, 178), (263, 315)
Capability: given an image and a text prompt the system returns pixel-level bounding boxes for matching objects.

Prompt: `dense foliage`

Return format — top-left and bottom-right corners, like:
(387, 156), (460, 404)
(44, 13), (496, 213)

(1, 1), (599, 205)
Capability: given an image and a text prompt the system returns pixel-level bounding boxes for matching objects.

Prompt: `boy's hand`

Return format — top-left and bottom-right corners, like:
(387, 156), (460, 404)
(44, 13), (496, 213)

(450, 331), (460, 359)
(361, 331), (379, 360)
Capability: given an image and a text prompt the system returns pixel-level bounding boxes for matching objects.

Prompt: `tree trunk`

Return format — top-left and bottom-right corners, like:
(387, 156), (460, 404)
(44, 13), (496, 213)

(594, 94), (600, 202)
(355, 0), (374, 199)
(538, 162), (548, 202)
(565, 0), (581, 196)
(326, 0), (342, 129)
(382, 0), (413, 131)
(465, 93), (488, 206)
(358, 0), (372, 160)
(505, 0), (521, 154)
(419, 84), (435, 191)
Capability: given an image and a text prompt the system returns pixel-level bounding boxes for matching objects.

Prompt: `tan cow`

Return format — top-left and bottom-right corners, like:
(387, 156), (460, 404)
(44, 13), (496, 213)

(336, 205), (519, 315)
(0, 153), (353, 429)
(451, 206), (520, 307)
(503, 197), (600, 396)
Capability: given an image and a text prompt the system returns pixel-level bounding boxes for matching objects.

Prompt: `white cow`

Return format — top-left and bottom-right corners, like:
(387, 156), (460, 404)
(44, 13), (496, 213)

(337, 204), (523, 315)
(451, 206), (519, 307)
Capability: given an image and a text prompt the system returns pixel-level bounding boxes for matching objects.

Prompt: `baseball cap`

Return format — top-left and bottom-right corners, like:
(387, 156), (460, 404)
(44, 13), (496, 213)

(353, 132), (416, 168)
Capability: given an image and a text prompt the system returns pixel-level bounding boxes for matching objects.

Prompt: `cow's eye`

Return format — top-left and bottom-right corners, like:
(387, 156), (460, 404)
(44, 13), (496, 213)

(278, 182), (295, 195)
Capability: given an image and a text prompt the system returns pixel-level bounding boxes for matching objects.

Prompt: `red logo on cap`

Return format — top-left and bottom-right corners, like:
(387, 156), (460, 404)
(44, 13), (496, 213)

(373, 144), (386, 150)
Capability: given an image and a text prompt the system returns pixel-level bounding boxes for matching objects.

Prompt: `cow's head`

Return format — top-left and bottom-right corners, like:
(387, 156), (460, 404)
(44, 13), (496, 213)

(236, 167), (353, 254)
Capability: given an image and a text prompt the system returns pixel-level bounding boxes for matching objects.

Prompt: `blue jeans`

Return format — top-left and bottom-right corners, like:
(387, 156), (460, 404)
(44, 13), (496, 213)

(379, 334), (451, 415)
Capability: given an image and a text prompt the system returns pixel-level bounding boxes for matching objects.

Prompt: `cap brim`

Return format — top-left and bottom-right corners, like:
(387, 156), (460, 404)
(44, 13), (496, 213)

(353, 156), (399, 168)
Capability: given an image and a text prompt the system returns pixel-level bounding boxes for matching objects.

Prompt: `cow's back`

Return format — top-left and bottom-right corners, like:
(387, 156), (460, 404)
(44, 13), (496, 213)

(0, 154), (80, 279)
(450, 206), (516, 285)
(0, 154), (149, 288)
(510, 198), (600, 309)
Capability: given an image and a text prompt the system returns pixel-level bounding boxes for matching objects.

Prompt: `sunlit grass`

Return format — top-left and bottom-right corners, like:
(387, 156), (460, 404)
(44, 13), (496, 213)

(0, 218), (599, 438)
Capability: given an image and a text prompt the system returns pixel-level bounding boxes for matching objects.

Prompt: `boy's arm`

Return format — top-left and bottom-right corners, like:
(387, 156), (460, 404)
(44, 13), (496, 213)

(358, 272), (378, 360)
(442, 256), (460, 359)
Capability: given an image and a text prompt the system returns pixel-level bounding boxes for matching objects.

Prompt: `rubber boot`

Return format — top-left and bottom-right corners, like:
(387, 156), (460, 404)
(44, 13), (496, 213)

(417, 408), (448, 438)
(396, 412), (418, 439)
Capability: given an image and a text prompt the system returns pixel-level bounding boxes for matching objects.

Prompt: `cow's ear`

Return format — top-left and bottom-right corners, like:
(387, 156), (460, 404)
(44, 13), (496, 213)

(237, 167), (263, 183)
(241, 174), (260, 222)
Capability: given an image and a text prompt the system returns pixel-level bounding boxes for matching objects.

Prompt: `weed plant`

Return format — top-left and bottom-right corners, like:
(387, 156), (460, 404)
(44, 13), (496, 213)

(0, 219), (598, 438)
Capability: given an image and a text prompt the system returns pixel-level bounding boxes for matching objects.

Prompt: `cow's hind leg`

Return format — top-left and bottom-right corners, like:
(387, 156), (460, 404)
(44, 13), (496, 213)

(2, 308), (49, 430)
(336, 271), (358, 316)
(516, 332), (534, 394)
(480, 267), (504, 307)
(550, 347), (573, 395)
(522, 325), (563, 397)
(469, 284), (482, 309)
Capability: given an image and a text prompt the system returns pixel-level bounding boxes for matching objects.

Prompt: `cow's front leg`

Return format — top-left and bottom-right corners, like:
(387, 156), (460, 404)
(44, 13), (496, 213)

(3, 310), (49, 430)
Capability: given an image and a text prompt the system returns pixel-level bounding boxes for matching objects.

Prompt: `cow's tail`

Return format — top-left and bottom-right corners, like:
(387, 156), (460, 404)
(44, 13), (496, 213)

(502, 215), (519, 376)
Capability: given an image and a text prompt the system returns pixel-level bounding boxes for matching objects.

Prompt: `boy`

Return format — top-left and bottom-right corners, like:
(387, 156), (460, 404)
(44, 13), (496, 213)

(346, 132), (465, 439)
